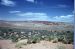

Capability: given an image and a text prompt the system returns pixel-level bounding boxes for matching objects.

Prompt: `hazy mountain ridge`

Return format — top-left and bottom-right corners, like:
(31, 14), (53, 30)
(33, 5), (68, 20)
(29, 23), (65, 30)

(0, 20), (74, 31)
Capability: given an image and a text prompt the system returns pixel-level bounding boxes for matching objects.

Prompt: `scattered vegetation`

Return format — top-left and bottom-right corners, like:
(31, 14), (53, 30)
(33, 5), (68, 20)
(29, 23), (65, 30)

(0, 27), (74, 45)
(57, 45), (66, 49)
(44, 36), (52, 41)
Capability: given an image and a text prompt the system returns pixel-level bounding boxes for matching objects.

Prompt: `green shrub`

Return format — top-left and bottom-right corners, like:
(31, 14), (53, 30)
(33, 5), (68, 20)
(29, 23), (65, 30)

(27, 39), (32, 44)
(62, 33), (74, 44)
(31, 36), (40, 44)
(57, 45), (66, 49)
(52, 38), (58, 43)
(11, 35), (18, 42)
(45, 36), (54, 41)
(62, 38), (72, 44)
(57, 35), (64, 42)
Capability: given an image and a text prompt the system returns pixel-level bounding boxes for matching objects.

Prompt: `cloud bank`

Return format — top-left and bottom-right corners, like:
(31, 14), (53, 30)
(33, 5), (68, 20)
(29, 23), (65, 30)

(52, 15), (74, 22)
(16, 12), (49, 21)
(9, 11), (73, 22)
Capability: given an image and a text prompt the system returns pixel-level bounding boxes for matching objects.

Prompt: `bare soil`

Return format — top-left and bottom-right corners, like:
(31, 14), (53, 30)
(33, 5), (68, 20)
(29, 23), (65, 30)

(0, 40), (73, 49)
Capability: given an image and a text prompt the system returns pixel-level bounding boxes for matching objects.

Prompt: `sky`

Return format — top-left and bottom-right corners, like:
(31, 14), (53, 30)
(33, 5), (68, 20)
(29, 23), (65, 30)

(0, 0), (74, 22)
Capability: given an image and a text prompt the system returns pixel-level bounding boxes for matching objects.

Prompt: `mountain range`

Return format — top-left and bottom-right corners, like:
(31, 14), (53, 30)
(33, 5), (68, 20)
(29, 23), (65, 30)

(0, 20), (74, 31)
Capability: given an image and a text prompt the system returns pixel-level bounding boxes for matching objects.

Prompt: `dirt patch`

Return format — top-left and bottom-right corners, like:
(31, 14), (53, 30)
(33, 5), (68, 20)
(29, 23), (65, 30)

(0, 40), (73, 49)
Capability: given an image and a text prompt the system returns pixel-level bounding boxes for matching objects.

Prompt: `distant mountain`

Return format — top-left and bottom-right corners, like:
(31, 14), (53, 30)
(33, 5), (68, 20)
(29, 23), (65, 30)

(0, 20), (74, 31)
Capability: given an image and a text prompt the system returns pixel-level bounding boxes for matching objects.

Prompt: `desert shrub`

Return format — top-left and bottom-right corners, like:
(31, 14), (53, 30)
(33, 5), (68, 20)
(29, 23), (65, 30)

(11, 35), (18, 42)
(31, 36), (40, 44)
(62, 37), (70, 44)
(61, 31), (74, 44)
(62, 37), (73, 44)
(15, 43), (22, 49)
(57, 35), (64, 42)
(15, 39), (28, 48)
(45, 35), (54, 41)
(41, 36), (45, 40)
(27, 39), (32, 44)
(57, 45), (66, 49)
(11, 38), (18, 42)
(62, 39), (67, 44)
(52, 38), (58, 43)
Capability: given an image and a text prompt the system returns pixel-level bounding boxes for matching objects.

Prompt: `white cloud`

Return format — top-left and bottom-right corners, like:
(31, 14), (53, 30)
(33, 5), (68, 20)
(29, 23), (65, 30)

(17, 12), (46, 16)
(1, 0), (15, 6)
(9, 11), (21, 13)
(54, 15), (73, 19)
(53, 15), (74, 22)
(15, 12), (49, 21)
(25, 0), (43, 5)
(26, 0), (35, 3)
(8, 11), (73, 22)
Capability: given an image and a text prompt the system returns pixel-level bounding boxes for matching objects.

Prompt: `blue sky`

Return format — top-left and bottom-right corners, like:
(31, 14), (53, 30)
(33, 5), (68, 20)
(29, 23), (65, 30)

(0, 0), (74, 22)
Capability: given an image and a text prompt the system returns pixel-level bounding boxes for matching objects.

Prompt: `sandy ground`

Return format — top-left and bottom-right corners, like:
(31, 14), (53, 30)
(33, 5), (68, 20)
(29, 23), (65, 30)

(0, 40), (74, 49)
